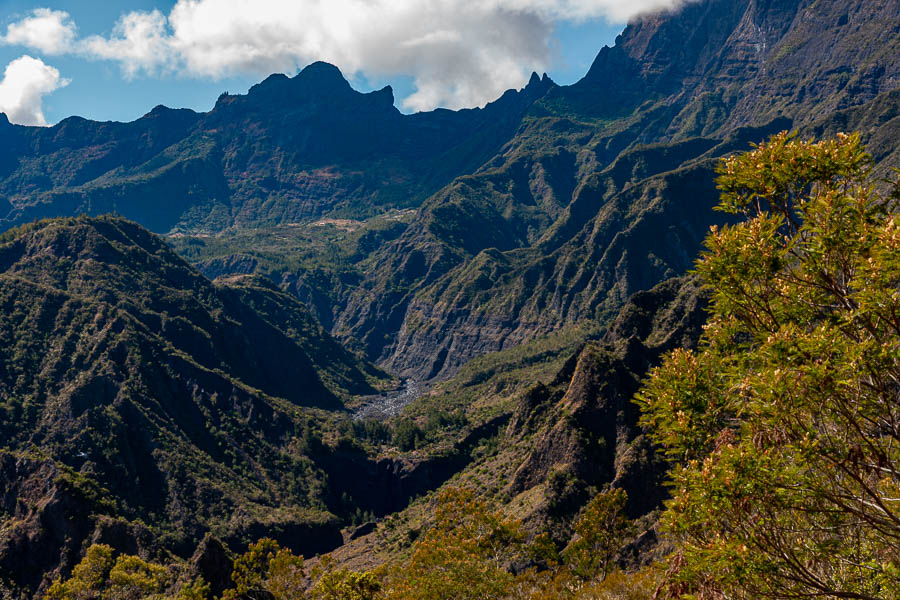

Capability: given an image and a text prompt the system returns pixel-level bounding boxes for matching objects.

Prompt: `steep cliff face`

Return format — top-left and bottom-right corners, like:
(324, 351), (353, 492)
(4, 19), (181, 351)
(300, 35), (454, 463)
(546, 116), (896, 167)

(570, 0), (900, 135)
(713, 0), (900, 129)
(334, 0), (900, 381)
(506, 277), (707, 520)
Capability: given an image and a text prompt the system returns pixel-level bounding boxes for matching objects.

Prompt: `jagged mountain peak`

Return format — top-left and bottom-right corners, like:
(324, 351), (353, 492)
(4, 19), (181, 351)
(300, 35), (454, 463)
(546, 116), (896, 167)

(215, 61), (396, 115)
(527, 71), (555, 93)
(294, 60), (352, 87)
(142, 104), (200, 120)
(572, 0), (900, 129)
(0, 54), (558, 233)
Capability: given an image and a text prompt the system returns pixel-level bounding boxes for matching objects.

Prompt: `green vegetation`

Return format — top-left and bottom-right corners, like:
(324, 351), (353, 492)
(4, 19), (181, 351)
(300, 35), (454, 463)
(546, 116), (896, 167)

(563, 489), (633, 582)
(45, 544), (208, 600)
(168, 210), (415, 279)
(391, 419), (425, 451)
(0, 61), (553, 235)
(406, 322), (595, 428)
(40, 485), (653, 599)
(223, 538), (306, 600)
(640, 132), (900, 598)
(383, 488), (529, 599)
(0, 216), (400, 592)
(309, 557), (382, 600)
(3, 0), (900, 596)
(9, 130), (900, 600)
(186, 486), (647, 600)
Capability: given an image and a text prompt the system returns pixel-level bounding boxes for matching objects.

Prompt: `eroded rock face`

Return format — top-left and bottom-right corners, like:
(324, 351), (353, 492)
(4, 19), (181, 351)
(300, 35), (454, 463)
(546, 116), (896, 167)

(348, 144), (725, 381)
(329, 0), (900, 383)
(188, 536), (234, 598)
(0, 453), (101, 595)
(506, 277), (708, 520)
(383, 298), (542, 381)
(576, 0), (900, 131)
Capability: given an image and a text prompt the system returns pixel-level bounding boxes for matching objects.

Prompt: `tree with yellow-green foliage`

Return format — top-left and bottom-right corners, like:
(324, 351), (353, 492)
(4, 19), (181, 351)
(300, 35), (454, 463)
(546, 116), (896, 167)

(44, 544), (207, 600)
(105, 555), (171, 600)
(224, 538), (306, 600)
(310, 556), (381, 600)
(210, 487), (653, 600)
(219, 538), (382, 600)
(384, 488), (529, 600)
(45, 544), (118, 600)
(379, 486), (653, 600)
(638, 132), (900, 599)
(563, 488), (633, 582)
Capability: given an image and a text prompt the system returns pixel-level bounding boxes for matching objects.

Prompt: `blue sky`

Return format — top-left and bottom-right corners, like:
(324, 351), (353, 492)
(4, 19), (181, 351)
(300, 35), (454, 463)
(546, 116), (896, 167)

(0, 0), (650, 125)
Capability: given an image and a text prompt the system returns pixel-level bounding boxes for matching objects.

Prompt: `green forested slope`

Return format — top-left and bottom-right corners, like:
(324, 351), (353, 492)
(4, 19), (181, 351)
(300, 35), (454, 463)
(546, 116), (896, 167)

(0, 216), (390, 592)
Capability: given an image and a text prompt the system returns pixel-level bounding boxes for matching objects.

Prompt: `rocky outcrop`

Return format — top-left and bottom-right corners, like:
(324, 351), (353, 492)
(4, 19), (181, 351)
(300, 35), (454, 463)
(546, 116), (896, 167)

(0, 453), (111, 595)
(188, 536), (234, 598)
(506, 276), (707, 519)
(383, 297), (543, 381)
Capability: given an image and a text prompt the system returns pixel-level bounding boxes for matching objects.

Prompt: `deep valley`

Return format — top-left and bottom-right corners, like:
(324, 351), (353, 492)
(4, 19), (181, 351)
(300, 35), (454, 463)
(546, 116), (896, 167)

(1, 0), (900, 598)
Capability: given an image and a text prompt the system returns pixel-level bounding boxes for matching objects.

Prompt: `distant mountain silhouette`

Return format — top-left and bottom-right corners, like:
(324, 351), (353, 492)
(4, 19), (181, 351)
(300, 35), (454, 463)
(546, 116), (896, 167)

(0, 62), (554, 233)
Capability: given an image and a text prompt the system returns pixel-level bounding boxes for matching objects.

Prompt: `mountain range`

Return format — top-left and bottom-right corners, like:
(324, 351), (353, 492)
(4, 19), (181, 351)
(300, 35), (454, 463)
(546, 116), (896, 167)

(2, 1), (899, 384)
(1, 0), (900, 596)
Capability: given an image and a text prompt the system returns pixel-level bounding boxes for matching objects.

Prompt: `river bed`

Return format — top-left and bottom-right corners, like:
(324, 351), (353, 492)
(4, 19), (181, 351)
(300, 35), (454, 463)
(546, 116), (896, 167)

(352, 380), (424, 420)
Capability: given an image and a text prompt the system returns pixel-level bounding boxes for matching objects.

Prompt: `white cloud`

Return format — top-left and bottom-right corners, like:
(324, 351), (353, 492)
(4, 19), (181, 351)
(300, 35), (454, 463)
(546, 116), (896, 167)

(1, 8), (77, 55)
(486, 0), (695, 22)
(82, 10), (174, 78)
(157, 0), (694, 110)
(1, 0), (693, 111)
(0, 55), (69, 126)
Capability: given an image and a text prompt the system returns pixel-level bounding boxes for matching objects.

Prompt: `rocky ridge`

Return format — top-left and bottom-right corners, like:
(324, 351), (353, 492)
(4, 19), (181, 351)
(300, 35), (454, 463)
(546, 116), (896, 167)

(0, 217), (388, 593)
(0, 63), (555, 233)
(329, 0), (900, 380)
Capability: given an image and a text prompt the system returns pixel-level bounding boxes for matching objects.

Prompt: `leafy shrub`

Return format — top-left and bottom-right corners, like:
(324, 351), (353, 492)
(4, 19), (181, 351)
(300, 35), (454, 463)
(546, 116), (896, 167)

(563, 489), (633, 581)
(639, 132), (900, 599)
(224, 538), (306, 600)
(44, 544), (204, 600)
